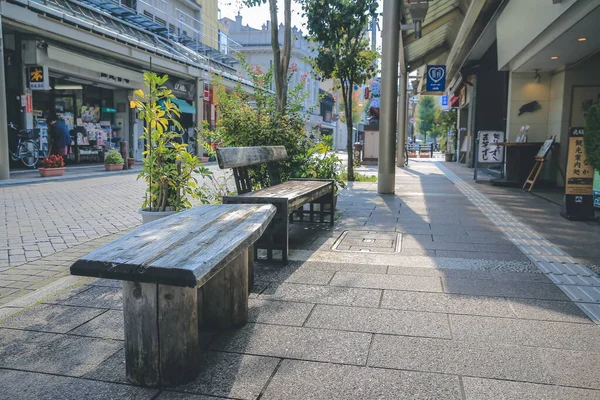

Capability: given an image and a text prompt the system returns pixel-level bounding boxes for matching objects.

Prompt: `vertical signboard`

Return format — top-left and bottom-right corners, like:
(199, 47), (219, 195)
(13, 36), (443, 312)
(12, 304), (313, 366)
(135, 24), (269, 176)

(426, 65), (446, 93)
(474, 131), (505, 182)
(561, 127), (595, 220)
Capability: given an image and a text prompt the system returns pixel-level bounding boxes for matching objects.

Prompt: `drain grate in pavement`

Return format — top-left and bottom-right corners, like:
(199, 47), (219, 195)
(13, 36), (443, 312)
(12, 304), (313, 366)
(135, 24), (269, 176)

(332, 230), (402, 254)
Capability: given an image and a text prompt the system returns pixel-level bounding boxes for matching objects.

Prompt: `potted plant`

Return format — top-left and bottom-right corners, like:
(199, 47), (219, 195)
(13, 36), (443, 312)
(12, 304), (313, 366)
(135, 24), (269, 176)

(39, 154), (65, 177)
(128, 151), (136, 168)
(132, 72), (205, 224)
(104, 150), (124, 171)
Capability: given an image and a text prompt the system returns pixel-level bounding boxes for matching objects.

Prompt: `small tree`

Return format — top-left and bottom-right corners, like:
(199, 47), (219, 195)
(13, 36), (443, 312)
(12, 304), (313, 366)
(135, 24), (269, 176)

(584, 104), (600, 172)
(243, 0), (292, 114)
(417, 95), (437, 143)
(302, 0), (378, 181)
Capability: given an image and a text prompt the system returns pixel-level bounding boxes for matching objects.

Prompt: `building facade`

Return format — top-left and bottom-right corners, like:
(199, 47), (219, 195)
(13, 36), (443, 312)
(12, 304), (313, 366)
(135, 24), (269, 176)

(221, 14), (321, 133)
(0, 0), (248, 177)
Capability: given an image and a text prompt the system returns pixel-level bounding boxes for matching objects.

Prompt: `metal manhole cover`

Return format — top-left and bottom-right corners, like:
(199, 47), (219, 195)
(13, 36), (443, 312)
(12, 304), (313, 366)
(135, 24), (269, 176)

(332, 230), (402, 254)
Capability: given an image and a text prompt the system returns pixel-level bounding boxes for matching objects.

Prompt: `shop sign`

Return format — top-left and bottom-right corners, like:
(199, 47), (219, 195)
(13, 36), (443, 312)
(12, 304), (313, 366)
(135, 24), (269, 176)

(26, 95), (33, 113)
(441, 95), (448, 106)
(370, 80), (381, 99)
(29, 66), (50, 90)
(474, 131), (505, 183)
(477, 131), (504, 164)
(100, 73), (131, 86)
(426, 65), (446, 93)
(165, 79), (196, 100)
(561, 127), (595, 220)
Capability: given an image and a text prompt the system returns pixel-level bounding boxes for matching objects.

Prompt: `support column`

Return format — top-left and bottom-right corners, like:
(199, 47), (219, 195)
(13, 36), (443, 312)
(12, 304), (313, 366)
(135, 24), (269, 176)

(0, 16), (10, 180)
(396, 71), (407, 167)
(195, 77), (204, 157)
(378, 0), (401, 193)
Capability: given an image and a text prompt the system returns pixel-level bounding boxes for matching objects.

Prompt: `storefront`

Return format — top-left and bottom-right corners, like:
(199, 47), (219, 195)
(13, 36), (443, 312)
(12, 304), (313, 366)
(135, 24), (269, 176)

(18, 42), (142, 163)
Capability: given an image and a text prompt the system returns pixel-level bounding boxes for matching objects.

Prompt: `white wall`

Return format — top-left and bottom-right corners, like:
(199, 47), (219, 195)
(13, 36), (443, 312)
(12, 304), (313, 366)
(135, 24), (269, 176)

(496, 0), (577, 70)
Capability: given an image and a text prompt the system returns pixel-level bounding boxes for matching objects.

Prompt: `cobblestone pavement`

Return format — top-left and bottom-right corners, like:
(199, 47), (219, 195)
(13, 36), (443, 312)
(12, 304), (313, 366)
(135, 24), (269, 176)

(0, 165), (224, 304)
(1, 160), (600, 399)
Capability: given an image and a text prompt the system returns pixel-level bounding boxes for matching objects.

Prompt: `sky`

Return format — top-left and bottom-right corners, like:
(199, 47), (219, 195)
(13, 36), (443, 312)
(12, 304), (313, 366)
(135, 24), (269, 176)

(218, 0), (383, 49)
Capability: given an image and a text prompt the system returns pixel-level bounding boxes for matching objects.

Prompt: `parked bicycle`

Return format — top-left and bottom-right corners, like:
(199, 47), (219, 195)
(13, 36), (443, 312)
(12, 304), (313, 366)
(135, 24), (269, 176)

(8, 123), (40, 168)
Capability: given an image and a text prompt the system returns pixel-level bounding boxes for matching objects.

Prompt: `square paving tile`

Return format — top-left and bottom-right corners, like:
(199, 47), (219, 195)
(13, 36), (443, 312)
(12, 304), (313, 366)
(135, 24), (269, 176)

(248, 299), (314, 326)
(462, 377), (600, 400)
(0, 369), (157, 400)
(381, 290), (515, 317)
(368, 334), (552, 384)
(509, 298), (593, 324)
(56, 285), (122, 309)
(450, 314), (600, 351)
(292, 261), (388, 275)
(540, 348), (600, 389)
(70, 309), (124, 339)
(442, 278), (570, 300)
(305, 304), (451, 338)
(0, 304), (106, 333)
(260, 283), (381, 307)
(210, 323), (372, 366)
(173, 351), (280, 400)
(330, 272), (442, 292)
(261, 360), (462, 400)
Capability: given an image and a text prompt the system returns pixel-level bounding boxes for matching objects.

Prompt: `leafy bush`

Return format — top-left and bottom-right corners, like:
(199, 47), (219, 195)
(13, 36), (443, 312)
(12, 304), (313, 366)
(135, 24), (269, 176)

(584, 104), (600, 171)
(104, 150), (124, 165)
(339, 171), (377, 182)
(207, 62), (312, 188)
(300, 138), (346, 193)
(131, 72), (205, 212)
(41, 154), (64, 168)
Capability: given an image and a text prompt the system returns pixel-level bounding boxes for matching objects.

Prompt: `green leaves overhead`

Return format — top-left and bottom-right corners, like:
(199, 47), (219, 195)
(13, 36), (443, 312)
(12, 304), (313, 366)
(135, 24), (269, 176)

(584, 104), (600, 172)
(302, 0), (379, 180)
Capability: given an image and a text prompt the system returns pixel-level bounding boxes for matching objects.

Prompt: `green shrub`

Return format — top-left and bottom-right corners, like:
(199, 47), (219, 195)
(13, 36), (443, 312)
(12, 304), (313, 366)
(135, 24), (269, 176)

(339, 171), (377, 182)
(104, 150), (124, 165)
(207, 61), (312, 188)
(584, 104), (600, 171)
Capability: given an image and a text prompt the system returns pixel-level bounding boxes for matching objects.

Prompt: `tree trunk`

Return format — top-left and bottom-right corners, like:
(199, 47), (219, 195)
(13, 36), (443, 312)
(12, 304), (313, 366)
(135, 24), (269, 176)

(268, 0), (292, 115)
(341, 81), (354, 181)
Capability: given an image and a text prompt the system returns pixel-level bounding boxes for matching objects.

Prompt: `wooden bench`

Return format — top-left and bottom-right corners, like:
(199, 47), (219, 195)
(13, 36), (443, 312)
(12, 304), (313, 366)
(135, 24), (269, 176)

(69, 204), (275, 388)
(216, 146), (335, 263)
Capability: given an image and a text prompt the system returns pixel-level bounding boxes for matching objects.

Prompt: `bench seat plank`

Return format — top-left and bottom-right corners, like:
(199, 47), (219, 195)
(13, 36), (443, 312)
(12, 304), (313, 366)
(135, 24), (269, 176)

(226, 180), (332, 211)
(70, 204), (276, 288)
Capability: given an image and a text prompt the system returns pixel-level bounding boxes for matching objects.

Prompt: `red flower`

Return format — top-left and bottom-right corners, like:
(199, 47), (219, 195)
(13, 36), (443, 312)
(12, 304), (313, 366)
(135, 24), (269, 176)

(41, 154), (65, 168)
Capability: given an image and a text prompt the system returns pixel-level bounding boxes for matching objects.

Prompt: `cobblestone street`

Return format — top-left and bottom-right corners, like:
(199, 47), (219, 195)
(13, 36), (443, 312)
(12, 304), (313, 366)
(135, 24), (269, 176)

(0, 165), (222, 305)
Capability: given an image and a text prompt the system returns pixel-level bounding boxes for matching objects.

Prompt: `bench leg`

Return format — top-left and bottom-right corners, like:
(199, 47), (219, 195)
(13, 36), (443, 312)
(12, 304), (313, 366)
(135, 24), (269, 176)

(122, 281), (200, 388)
(199, 250), (249, 329)
(248, 245), (254, 291)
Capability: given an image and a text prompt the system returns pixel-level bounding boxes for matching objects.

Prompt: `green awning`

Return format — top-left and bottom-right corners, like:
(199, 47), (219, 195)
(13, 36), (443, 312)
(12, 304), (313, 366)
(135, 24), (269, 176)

(171, 98), (196, 114)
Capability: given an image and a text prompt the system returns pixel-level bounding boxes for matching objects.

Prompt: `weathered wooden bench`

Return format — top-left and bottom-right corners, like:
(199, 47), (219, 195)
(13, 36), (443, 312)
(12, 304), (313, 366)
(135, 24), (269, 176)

(69, 204), (275, 388)
(216, 146), (335, 263)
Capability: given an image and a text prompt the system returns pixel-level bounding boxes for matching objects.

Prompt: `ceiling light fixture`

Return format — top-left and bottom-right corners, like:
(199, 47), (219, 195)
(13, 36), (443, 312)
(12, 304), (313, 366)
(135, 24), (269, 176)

(54, 84), (83, 90)
(551, 56), (559, 60)
(578, 37), (587, 42)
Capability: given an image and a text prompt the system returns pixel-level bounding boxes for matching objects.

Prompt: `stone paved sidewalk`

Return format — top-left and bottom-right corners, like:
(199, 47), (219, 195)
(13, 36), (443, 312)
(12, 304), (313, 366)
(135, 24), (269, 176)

(1, 160), (600, 399)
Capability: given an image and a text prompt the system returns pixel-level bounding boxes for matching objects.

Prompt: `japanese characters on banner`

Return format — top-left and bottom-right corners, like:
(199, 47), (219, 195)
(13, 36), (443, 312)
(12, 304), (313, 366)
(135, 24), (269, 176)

(477, 131), (505, 164)
(561, 127), (595, 220)
(565, 127), (594, 195)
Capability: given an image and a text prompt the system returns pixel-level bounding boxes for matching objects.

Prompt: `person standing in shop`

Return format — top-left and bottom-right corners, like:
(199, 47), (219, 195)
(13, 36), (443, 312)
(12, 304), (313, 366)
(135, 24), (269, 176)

(45, 111), (70, 156)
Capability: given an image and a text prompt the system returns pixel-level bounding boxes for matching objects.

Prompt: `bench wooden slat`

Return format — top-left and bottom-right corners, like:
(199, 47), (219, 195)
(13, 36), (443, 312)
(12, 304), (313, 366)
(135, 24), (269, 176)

(225, 180), (332, 211)
(216, 146), (288, 169)
(70, 204), (276, 288)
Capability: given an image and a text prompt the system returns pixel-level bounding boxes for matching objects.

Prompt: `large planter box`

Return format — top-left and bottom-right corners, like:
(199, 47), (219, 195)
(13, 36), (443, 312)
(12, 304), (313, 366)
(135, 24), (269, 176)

(419, 153), (430, 158)
(39, 167), (65, 177)
(105, 163), (124, 171)
(127, 158), (135, 168)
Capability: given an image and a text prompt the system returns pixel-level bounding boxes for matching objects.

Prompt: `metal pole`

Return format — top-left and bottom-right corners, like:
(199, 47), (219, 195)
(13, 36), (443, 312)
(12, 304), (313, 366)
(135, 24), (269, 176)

(195, 77), (204, 157)
(378, 0), (401, 193)
(0, 16), (10, 180)
(396, 73), (407, 167)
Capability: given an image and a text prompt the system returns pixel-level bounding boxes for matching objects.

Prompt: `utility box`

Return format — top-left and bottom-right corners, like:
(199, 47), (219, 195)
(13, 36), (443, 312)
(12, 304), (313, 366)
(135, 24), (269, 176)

(363, 125), (379, 165)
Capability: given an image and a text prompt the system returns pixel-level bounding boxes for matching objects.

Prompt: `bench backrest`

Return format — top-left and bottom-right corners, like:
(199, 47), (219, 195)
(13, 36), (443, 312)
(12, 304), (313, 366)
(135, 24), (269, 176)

(216, 146), (288, 194)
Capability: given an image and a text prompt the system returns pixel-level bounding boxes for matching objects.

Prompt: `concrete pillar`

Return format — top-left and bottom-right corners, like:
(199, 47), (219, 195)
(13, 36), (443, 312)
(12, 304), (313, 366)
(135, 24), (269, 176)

(195, 77), (204, 157)
(396, 72), (407, 167)
(0, 16), (10, 180)
(378, 0), (401, 193)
